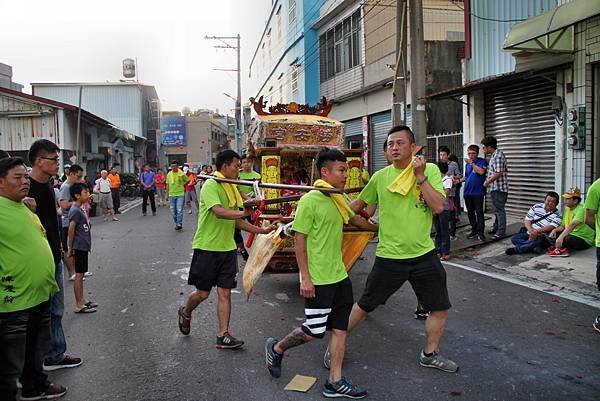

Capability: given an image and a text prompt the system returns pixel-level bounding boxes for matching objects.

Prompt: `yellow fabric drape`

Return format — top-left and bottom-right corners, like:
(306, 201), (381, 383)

(214, 171), (243, 209)
(564, 206), (572, 227)
(313, 179), (353, 224)
(387, 157), (417, 196)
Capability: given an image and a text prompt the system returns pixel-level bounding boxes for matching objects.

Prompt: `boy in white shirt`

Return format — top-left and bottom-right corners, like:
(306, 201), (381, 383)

(434, 162), (453, 260)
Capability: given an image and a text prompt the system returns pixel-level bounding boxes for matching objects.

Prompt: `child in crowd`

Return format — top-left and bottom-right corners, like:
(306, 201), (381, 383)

(67, 183), (98, 314)
(434, 162), (453, 260)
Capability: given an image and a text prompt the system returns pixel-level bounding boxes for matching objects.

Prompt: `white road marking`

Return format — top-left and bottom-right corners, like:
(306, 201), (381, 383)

(444, 261), (600, 309)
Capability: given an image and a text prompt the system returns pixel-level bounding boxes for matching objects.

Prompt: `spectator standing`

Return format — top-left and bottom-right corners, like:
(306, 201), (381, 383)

(59, 165), (84, 282)
(183, 165), (199, 215)
(584, 178), (600, 333)
(59, 164), (70, 182)
(139, 164), (157, 216)
(238, 156), (261, 197)
(548, 187), (594, 257)
(154, 169), (167, 207)
(166, 161), (190, 230)
(94, 170), (118, 222)
(0, 157), (66, 401)
(27, 140), (83, 373)
(505, 192), (561, 255)
(66, 183), (97, 314)
(108, 165), (121, 214)
(439, 146), (460, 239)
(206, 165), (214, 175)
(434, 162), (453, 260)
(462, 145), (488, 241)
(481, 136), (508, 239)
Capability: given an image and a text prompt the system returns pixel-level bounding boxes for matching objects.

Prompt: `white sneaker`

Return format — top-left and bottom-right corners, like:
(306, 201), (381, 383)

(84, 272), (93, 277)
(69, 274), (76, 281)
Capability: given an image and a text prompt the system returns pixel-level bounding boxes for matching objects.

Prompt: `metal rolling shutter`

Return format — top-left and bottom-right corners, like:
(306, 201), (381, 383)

(344, 118), (362, 148)
(371, 111), (392, 172)
(484, 76), (556, 217)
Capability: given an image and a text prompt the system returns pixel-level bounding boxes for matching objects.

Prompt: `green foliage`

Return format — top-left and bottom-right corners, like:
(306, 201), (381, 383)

(120, 172), (139, 185)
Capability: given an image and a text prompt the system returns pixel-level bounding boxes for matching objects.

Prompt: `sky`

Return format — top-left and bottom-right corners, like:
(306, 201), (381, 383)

(1, 0), (272, 115)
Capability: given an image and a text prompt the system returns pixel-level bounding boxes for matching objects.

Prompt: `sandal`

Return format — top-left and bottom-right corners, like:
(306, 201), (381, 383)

(74, 305), (97, 314)
(85, 301), (98, 308)
(491, 234), (502, 240)
(178, 305), (191, 335)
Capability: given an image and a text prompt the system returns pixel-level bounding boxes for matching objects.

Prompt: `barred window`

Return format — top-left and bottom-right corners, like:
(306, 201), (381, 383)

(319, 9), (362, 83)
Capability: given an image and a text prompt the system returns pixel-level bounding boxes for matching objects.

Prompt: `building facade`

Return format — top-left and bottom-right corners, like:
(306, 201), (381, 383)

(0, 63), (24, 92)
(0, 86), (130, 177)
(314, 0), (465, 171)
(249, 0), (326, 108)
(432, 0), (599, 216)
(161, 110), (229, 167)
(31, 82), (161, 170)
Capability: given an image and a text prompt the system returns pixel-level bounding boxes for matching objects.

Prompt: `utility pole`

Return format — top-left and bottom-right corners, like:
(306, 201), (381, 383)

(205, 34), (242, 153)
(409, 0), (427, 144)
(392, 0), (407, 126)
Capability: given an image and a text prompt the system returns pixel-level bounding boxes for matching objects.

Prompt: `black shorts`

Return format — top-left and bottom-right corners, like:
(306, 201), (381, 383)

(301, 277), (353, 339)
(60, 227), (68, 251)
(72, 249), (89, 274)
(187, 249), (238, 291)
(357, 251), (451, 313)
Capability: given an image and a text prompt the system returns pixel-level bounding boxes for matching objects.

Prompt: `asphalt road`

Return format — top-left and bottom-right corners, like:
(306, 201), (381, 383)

(48, 204), (600, 401)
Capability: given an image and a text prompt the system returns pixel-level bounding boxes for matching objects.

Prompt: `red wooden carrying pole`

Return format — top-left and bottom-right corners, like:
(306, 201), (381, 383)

(245, 200), (266, 248)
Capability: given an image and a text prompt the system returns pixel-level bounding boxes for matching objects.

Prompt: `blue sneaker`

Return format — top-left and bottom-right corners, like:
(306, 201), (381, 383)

(265, 337), (283, 378)
(323, 377), (367, 399)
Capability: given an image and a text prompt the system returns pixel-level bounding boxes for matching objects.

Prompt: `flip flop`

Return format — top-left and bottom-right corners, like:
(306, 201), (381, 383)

(74, 305), (97, 314)
(85, 301), (98, 308)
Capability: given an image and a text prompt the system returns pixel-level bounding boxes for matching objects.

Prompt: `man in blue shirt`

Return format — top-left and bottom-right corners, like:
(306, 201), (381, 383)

(462, 144), (487, 241)
(139, 164), (156, 216)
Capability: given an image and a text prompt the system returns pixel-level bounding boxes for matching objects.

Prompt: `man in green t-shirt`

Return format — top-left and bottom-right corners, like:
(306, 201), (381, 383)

(333, 125), (459, 373)
(265, 149), (377, 398)
(584, 178), (600, 333)
(177, 150), (275, 349)
(547, 187), (594, 257)
(0, 157), (65, 400)
(166, 160), (190, 230)
(238, 156), (261, 197)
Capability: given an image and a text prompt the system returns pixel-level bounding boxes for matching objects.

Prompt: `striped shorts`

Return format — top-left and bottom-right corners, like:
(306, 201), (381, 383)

(301, 277), (353, 339)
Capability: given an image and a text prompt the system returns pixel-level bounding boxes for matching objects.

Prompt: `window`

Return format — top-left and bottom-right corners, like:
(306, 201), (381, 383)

(279, 84), (283, 103)
(276, 6), (282, 40)
(289, 0), (296, 24)
(318, 9), (362, 83)
(291, 66), (298, 93)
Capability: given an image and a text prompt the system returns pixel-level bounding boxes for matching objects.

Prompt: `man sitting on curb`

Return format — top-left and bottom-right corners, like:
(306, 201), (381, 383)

(506, 191), (561, 255)
(547, 187), (595, 257)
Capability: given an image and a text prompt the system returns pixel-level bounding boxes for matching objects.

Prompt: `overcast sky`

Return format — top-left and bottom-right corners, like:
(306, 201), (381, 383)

(1, 0), (271, 115)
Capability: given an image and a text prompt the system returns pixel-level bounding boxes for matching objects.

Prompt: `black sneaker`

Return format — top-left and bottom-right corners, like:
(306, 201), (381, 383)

(477, 234), (486, 242)
(323, 377), (367, 399)
(216, 331), (244, 349)
(593, 316), (600, 334)
(21, 383), (67, 400)
(414, 308), (429, 320)
(43, 355), (82, 372)
(175, 225), (183, 231)
(265, 337), (283, 378)
(466, 231), (478, 239)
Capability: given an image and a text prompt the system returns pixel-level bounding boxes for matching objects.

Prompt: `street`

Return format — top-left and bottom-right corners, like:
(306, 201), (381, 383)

(48, 205), (600, 401)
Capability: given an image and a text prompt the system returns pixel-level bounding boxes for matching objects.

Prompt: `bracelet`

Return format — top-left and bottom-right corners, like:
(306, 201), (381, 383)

(416, 176), (428, 186)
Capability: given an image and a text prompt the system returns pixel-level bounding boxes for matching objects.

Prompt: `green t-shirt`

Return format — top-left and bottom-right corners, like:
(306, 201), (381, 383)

(292, 190), (350, 285)
(238, 170), (261, 196)
(166, 170), (190, 197)
(192, 179), (237, 251)
(564, 203), (595, 246)
(584, 178), (600, 247)
(0, 196), (58, 313)
(359, 163), (445, 259)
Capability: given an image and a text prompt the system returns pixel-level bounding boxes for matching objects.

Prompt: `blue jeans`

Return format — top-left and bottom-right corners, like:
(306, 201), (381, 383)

(434, 210), (451, 255)
(511, 232), (550, 254)
(596, 247), (600, 291)
(490, 191), (508, 235)
(169, 195), (185, 226)
(45, 261), (66, 364)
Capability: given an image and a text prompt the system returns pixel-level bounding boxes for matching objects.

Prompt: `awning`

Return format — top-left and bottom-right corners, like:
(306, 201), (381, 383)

(503, 0), (600, 53)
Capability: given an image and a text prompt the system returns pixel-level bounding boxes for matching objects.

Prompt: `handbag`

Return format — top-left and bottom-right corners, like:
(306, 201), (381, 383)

(519, 210), (557, 233)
